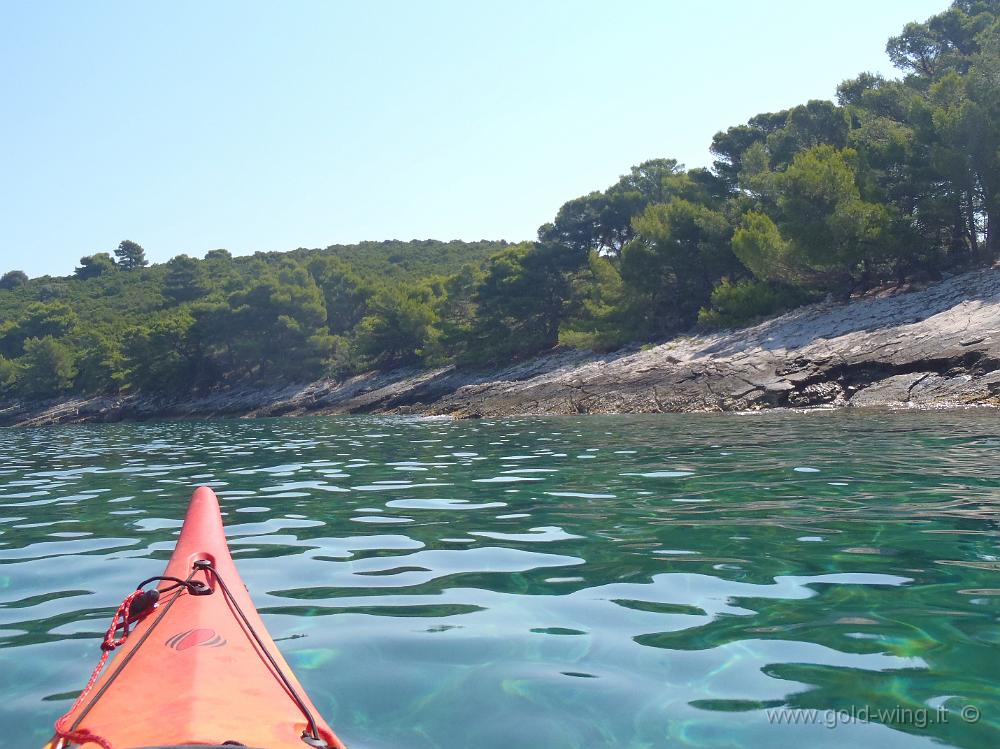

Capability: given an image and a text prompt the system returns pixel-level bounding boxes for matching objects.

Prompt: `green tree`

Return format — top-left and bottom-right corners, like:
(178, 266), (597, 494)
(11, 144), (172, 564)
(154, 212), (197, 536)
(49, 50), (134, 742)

(0, 356), (18, 393)
(0, 270), (28, 290)
(74, 333), (125, 394)
(124, 310), (202, 392)
(732, 146), (891, 292)
(17, 336), (77, 398)
(434, 264), (485, 361)
(75, 253), (118, 279)
(926, 63), (1000, 257)
(711, 111), (793, 192)
(0, 302), (78, 358)
(538, 190), (639, 257)
(461, 242), (580, 364)
(558, 253), (633, 351)
(885, 1), (994, 78)
(697, 279), (808, 329)
(766, 100), (851, 169)
(836, 74), (933, 272)
(355, 284), (441, 368)
(779, 145), (891, 289)
(38, 283), (69, 301)
(115, 239), (148, 271)
(201, 265), (334, 381)
(731, 212), (795, 283)
(620, 199), (737, 336)
(307, 257), (374, 335)
(538, 159), (701, 258)
(164, 254), (208, 303)
(712, 101), (850, 194)
(882, 1), (1000, 257)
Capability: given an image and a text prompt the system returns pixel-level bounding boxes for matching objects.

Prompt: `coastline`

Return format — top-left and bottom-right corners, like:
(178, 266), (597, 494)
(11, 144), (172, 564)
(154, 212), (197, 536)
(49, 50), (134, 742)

(3, 266), (998, 427)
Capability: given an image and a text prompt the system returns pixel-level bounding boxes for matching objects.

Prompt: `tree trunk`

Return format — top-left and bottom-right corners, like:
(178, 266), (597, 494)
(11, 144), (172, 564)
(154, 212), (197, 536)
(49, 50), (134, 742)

(987, 205), (1000, 260)
(977, 170), (999, 261)
(951, 201), (968, 258)
(966, 190), (979, 258)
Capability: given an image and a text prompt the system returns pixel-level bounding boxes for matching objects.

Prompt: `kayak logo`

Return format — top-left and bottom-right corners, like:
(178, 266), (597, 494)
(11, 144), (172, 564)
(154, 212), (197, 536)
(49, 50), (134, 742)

(165, 627), (227, 651)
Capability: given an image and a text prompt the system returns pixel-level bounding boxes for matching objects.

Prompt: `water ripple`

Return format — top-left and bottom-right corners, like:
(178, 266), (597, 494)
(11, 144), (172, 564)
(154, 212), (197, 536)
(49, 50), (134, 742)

(0, 413), (997, 749)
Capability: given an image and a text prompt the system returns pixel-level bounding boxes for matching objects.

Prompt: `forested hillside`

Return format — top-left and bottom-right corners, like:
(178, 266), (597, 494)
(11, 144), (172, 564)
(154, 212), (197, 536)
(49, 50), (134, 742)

(1, 0), (998, 403)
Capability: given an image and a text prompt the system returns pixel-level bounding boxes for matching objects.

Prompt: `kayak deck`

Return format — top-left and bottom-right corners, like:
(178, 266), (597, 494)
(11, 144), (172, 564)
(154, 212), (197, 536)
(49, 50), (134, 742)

(46, 486), (344, 749)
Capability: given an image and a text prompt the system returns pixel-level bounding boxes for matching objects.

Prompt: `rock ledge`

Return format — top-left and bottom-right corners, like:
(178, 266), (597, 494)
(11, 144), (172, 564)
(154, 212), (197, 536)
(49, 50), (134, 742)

(2, 267), (998, 426)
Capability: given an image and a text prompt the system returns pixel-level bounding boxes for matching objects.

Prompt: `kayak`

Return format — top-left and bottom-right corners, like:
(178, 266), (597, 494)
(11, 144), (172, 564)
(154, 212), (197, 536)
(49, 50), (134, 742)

(44, 486), (345, 749)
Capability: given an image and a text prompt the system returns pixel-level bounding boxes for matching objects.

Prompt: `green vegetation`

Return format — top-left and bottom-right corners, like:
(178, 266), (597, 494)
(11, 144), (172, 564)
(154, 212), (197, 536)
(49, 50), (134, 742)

(0, 271), (28, 290)
(697, 280), (808, 330)
(1, 1), (997, 402)
(114, 240), (148, 271)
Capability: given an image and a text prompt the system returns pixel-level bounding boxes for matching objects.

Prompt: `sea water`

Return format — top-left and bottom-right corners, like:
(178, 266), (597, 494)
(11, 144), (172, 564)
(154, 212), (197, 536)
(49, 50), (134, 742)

(0, 412), (997, 748)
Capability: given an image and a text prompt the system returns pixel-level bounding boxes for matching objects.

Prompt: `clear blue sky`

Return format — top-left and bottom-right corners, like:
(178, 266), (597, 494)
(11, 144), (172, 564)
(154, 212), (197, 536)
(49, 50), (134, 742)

(1, 0), (947, 277)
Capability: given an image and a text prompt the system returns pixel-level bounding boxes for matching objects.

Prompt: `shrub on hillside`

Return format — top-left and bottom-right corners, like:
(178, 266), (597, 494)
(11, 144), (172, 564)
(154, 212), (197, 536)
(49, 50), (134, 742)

(697, 279), (809, 330)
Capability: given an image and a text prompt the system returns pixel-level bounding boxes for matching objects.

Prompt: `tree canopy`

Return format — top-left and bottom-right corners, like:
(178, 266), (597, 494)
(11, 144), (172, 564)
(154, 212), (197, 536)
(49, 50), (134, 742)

(75, 253), (118, 280)
(115, 240), (149, 271)
(0, 271), (28, 290)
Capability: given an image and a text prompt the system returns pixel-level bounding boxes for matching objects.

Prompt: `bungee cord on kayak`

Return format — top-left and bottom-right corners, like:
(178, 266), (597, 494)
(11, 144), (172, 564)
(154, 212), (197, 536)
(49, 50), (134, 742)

(52, 587), (143, 749)
(46, 487), (345, 749)
(196, 560), (330, 749)
(53, 572), (208, 749)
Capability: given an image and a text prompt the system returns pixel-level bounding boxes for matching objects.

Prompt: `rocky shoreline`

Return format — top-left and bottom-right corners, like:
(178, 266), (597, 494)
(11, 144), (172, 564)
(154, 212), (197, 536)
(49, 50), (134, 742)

(3, 266), (998, 427)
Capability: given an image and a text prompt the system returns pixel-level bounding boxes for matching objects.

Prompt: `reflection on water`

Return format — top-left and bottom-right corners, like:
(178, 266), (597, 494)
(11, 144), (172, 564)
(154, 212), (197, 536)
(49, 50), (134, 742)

(0, 412), (997, 749)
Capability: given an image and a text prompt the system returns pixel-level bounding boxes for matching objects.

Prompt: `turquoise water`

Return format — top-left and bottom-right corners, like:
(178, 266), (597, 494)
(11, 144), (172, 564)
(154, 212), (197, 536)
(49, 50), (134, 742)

(1, 413), (998, 749)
